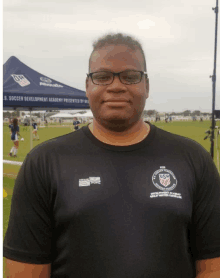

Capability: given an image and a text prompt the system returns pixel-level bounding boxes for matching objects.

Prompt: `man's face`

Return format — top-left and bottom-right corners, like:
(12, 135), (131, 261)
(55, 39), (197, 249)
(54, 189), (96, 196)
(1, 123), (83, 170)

(86, 44), (149, 131)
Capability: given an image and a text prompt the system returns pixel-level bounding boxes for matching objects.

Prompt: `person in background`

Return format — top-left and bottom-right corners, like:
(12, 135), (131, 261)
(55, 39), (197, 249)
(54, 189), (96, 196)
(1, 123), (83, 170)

(8, 118), (19, 158)
(32, 122), (39, 140)
(73, 117), (80, 131)
(23, 122), (28, 131)
(8, 119), (13, 130)
(45, 119), (48, 127)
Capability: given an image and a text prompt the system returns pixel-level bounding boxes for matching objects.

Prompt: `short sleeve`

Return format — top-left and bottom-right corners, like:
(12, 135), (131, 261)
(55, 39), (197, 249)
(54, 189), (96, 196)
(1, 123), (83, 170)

(191, 151), (220, 260)
(3, 153), (53, 264)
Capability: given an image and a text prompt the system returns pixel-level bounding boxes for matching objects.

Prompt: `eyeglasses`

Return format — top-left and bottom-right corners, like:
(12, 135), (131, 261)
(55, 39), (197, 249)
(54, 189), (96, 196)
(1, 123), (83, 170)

(87, 70), (148, 85)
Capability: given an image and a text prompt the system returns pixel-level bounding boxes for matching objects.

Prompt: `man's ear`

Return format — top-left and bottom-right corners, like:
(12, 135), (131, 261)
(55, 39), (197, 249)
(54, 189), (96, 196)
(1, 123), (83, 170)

(85, 77), (89, 98)
(145, 76), (149, 99)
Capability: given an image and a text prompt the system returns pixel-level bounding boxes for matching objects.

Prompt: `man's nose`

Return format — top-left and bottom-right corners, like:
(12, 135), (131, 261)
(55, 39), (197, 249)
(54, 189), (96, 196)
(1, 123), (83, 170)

(107, 75), (126, 91)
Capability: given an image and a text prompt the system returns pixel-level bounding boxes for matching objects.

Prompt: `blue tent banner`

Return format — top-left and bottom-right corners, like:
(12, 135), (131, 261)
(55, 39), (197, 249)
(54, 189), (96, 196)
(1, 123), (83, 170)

(3, 93), (89, 109)
(3, 56), (90, 110)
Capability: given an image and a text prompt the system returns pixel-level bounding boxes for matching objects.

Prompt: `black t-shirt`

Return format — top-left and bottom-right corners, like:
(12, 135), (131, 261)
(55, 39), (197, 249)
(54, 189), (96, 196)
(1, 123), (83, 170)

(4, 123), (220, 278)
(32, 123), (37, 129)
(73, 120), (80, 130)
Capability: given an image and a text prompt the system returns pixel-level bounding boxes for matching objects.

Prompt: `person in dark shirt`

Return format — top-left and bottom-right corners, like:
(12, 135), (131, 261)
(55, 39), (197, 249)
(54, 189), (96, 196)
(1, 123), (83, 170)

(8, 118), (19, 158)
(4, 33), (220, 278)
(8, 119), (13, 130)
(32, 122), (39, 140)
(73, 117), (80, 131)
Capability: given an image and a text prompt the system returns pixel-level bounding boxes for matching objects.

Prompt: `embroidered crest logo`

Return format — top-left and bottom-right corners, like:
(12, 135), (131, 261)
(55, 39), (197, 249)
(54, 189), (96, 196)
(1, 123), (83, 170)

(159, 174), (170, 187)
(152, 167), (177, 191)
(150, 167), (182, 199)
(11, 74), (30, 87)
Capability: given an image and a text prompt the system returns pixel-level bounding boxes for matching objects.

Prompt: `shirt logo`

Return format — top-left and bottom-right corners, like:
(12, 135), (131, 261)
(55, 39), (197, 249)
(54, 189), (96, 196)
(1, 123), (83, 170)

(90, 177), (101, 184)
(150, 166), (182, 199)
(11, 74), (30, 87)
(79, 177), (101, 187)
(159, 174), (170, 187)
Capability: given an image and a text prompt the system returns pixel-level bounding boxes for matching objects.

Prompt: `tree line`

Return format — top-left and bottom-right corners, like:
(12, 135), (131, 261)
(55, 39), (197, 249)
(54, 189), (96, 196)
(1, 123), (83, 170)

(143, 110), (211, 117)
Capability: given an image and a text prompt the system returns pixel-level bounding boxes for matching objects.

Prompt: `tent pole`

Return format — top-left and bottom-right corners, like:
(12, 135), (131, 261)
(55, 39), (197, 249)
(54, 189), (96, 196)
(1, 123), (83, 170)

(29, 108), (33, 150)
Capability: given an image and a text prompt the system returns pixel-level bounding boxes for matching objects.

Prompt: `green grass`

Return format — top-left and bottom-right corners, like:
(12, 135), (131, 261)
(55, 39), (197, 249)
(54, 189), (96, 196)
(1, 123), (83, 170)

(3, 177), (15, 278)
(3, 177), (15, 238)
(3, 124), (74, 162)
(154, 121), (220, 167)
(2, 120), (220, 277)
(3, 164), (21, 178)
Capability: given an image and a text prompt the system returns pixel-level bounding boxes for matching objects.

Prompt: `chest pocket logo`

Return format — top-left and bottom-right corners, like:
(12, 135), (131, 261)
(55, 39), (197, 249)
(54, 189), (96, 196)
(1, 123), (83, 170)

(79, 177), (101, 187)
(152, 167), (177, 192)
(150, 167), (182, 199)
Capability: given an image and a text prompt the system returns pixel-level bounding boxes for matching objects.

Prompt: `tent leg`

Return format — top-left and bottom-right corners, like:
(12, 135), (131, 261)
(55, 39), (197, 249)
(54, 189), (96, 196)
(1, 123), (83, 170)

(29, 108), (33, 150)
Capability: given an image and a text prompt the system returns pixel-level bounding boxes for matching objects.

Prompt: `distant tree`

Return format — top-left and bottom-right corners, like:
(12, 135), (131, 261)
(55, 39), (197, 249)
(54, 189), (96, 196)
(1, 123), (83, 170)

(192, 110), (201, 116)
(183, 110), (191, 116)
(3, 112), (11, 118)
(145, 110), (157, 116)
(11, 111), (19, 118)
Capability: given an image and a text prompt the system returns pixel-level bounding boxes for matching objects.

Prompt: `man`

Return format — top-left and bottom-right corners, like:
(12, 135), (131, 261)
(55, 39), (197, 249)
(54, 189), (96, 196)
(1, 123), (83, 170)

(32, 121), (39, 140)
(4, 33), (220, 278)
(8, 118), (20, 158)
(73, 117), (80, 131)
(8, 118), (13, 130)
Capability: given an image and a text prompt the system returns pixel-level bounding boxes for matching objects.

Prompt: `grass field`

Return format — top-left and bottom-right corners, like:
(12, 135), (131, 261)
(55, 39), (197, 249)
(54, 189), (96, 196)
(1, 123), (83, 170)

(3, 124), (74, 162)
(2, 120), (220, 277)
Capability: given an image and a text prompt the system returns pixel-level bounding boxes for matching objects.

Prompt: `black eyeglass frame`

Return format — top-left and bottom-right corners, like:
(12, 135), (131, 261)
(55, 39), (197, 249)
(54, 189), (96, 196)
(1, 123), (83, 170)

(87, 70), (148, 85)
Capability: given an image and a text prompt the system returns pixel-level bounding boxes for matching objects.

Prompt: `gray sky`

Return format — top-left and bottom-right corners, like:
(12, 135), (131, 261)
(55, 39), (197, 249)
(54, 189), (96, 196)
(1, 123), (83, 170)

(3, 0), (220, 112)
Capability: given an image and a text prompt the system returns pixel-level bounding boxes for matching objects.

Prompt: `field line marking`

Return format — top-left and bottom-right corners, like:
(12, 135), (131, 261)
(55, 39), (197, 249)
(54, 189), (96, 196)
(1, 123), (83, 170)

(3, 160), (23, 166)
(3, 173), (17, 178)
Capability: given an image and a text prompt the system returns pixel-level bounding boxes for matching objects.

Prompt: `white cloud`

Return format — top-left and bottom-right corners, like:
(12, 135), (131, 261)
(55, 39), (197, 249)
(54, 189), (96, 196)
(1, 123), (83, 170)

(137, 19), (156, 30)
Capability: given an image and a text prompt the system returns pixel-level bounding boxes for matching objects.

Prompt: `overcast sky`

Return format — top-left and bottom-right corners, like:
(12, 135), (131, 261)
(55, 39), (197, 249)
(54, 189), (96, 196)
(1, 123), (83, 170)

(3, 0), (220, 112)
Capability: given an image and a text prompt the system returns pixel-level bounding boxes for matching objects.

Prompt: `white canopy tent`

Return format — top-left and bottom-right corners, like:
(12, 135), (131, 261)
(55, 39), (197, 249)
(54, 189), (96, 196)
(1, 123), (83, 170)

(75, 110), (93, 118)
(71, 113), (87, 117)
(74, 110), (93, 118)
(50, 113), (75, 118)
(71, 110), (94, 123)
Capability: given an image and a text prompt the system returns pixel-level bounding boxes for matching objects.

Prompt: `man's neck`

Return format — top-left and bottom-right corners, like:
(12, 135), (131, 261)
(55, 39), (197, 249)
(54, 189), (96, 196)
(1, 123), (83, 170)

(88, 119), (150, 146)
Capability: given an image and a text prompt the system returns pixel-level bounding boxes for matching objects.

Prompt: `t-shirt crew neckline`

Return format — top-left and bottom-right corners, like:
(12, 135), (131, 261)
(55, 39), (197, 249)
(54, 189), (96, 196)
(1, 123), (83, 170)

(81, 122), (156, 152)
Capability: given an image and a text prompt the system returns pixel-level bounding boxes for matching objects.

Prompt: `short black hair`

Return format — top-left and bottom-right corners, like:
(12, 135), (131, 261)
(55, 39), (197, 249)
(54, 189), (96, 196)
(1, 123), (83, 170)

(13, 118), (18, 128)
(89, 33), (147, 72)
